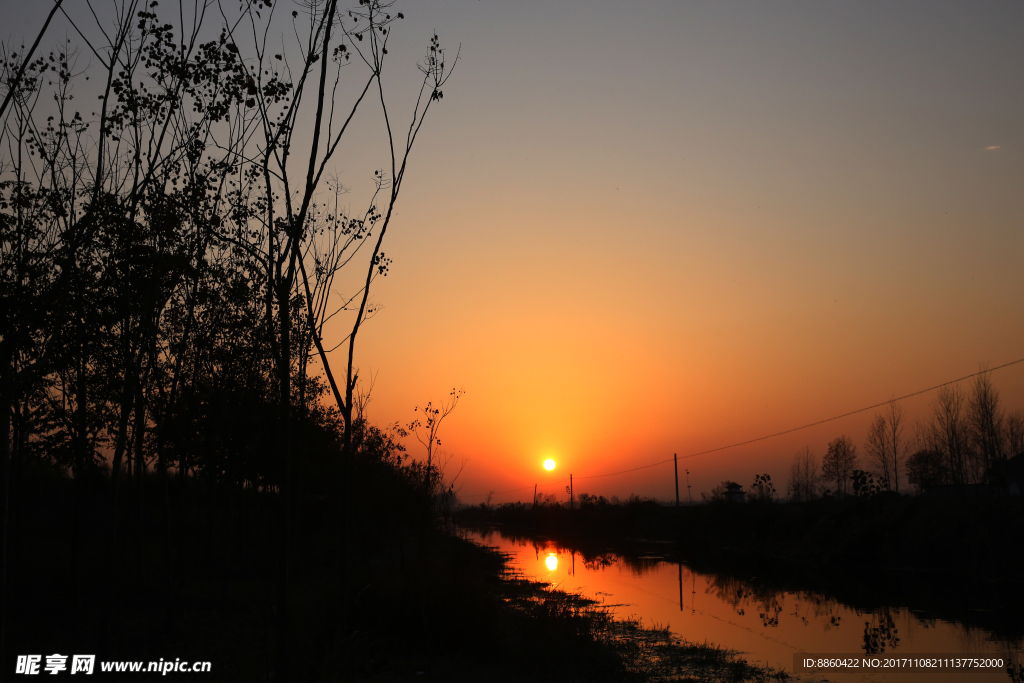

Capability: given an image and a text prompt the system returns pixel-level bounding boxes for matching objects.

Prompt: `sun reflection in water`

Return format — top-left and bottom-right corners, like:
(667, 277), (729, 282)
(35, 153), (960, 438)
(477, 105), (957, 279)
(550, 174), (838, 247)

(471, 528), (1023, 679)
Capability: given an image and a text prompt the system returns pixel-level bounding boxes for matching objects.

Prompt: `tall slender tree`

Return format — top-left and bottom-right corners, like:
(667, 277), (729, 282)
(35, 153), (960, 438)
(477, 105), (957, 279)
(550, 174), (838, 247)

(821, 435), (857, 497)
(968, 368), (1004, 481)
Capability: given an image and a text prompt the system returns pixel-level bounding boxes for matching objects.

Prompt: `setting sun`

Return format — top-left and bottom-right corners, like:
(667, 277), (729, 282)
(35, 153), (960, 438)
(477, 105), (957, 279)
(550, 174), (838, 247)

(7, 0), (1024, 679)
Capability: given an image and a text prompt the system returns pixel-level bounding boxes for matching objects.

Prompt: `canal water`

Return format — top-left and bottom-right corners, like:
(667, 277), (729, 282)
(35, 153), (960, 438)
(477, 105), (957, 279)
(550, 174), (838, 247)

(469, 527), (1022, 683)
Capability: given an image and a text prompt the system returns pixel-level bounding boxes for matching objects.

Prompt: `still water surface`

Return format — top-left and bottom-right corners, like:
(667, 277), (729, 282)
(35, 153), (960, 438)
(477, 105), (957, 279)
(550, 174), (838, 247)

(469, 527), (1022, 683)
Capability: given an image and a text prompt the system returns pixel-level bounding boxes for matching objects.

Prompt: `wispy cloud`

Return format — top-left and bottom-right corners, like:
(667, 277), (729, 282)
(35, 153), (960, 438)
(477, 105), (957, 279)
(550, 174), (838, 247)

(985, 145), (1001, 151)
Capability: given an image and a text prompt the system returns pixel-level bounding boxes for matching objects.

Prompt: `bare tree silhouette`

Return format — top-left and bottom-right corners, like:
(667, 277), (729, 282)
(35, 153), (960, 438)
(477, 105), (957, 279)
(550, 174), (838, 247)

(1, 1), (458, 679)
(821, 435), (857, 497)
(787, 447), (820, 502)
(865, 402), (908, 492)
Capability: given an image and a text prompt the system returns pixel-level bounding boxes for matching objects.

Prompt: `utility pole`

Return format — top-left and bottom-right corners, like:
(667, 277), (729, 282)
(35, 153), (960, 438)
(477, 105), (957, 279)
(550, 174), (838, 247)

(569, 474), (573, 510)
(674, 453), (680, 507)
(533, 484), (537, 508)
(686, 469), (692, 505)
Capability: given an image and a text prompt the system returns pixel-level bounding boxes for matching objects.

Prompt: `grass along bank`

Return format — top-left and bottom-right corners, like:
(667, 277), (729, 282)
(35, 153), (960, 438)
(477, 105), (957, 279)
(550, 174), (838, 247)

(9, 431), (788, 682)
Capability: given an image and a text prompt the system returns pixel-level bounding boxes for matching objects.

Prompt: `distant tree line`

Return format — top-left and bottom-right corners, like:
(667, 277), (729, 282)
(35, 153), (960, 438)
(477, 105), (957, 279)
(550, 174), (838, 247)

(783, 371), (1023, 501)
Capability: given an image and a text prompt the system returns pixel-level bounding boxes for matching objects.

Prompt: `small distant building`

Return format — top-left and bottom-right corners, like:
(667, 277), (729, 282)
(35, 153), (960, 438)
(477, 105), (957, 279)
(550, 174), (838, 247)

(725, 481), (745, 504)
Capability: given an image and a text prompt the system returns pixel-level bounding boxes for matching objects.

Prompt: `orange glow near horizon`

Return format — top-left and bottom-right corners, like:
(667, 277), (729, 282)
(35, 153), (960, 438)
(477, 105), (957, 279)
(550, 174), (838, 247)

(302, 1), (1024, 506)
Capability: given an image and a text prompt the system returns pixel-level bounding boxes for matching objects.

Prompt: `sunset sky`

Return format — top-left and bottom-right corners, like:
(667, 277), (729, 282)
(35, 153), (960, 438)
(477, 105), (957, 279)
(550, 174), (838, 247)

(10, 0), (1024, 501)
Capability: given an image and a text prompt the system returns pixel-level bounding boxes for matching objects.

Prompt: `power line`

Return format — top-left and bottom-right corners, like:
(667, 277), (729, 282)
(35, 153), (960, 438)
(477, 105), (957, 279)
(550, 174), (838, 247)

(575, 457), (675, 480)
(673, 355), (1024, 463)
(460, 355), (1024, 499)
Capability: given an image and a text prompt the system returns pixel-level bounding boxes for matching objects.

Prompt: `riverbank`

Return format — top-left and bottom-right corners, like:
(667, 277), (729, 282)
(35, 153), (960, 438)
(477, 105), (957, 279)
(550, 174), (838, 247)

(8, 463), (788, 681)
(457, 494), (1024, 640)
(459, 493), (1024, 578)
(352, 530), (790, 682)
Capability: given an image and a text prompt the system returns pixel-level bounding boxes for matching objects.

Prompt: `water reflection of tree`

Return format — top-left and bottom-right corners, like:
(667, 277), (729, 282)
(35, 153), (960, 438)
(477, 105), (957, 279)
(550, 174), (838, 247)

(862, 607), (900, 654)
(914, 613), (936, 629)
(949, 629), (1024, 682)
(707, 575), (784, 627)
(955, 622), (996, 653)
(707, 574), (851, 631)
(583, 554), (615, 571)
(569, 549), (662, 576)
(1007, 644), (1024, 683)
(621, 556), (663, 576)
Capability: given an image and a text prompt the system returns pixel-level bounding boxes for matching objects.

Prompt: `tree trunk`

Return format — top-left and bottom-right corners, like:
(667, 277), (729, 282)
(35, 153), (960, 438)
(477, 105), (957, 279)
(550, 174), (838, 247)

(133, 379), (147, 556)
(110, 367), (135, 514)
(275, 280), (292, 683)
(72, 339), (88, 614)
(102, 363), (135, 652)
(158, 423), (173, 625)
(339, 403), (352, 635)
(0, 341), (14, 682)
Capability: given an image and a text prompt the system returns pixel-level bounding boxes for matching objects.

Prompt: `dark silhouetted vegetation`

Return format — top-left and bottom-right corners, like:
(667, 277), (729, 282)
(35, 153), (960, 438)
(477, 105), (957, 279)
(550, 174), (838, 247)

(461, 489), (1024, 641)
(0, 2), (794, 680)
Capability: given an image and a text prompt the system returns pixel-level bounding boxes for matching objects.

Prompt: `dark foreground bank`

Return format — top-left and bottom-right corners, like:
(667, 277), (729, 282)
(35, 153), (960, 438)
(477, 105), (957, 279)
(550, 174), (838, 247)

(8, 457), (787, 682)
